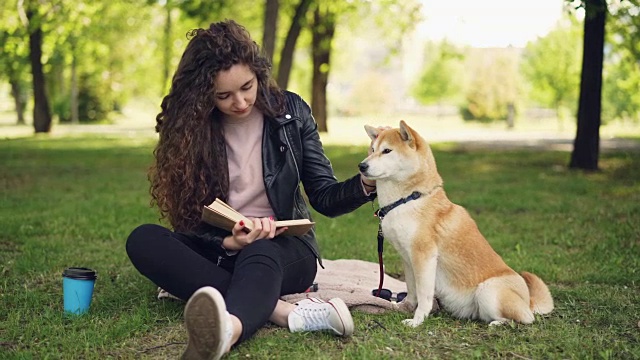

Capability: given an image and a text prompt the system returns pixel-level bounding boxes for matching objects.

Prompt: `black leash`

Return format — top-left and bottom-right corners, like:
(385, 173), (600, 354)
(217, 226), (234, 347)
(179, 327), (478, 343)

(375, 225), (385, 297)
(373, 191), (423, 297)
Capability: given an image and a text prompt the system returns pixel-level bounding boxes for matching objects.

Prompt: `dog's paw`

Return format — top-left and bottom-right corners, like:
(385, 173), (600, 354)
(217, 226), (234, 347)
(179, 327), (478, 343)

(489, 319), (509, 326)
(402, 318), (424, 328)
(397, 299), (417, 313)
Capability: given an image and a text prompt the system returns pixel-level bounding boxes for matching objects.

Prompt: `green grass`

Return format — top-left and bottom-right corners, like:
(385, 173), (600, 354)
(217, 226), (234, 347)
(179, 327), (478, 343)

(1, 135), (639, 359)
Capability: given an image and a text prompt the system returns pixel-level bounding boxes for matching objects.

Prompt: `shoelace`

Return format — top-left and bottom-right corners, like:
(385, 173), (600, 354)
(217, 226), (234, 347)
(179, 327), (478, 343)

(296, 305), (331, 331)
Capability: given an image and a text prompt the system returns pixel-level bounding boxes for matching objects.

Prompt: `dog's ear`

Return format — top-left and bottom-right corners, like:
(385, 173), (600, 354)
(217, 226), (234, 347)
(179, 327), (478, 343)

(399, 120), (416, 148)
(364, 125), (380, 141)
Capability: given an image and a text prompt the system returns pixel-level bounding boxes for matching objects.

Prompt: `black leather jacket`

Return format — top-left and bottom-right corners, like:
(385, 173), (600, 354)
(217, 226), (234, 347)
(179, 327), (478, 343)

(193, 91), (376, 264)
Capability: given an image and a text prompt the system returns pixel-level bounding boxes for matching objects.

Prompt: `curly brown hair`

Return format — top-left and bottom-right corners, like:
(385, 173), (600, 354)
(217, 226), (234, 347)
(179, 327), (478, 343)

(150, 20), (285, 232)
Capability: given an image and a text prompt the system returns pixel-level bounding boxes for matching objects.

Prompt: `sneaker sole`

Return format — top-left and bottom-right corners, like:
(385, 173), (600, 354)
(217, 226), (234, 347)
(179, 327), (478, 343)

(328, 298), (354, 337)
(182, 287), (227, 360)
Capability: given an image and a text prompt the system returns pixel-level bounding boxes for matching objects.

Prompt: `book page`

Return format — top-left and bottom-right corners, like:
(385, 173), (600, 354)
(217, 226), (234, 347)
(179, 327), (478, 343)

(202, 198), (315, 236)
(275, 219), (312, 227)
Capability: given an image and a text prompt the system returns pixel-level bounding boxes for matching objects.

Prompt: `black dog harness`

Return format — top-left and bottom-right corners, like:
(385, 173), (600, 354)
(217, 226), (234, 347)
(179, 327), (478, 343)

(375, 191), (422, 221)
(373, 186), (442, 298)
(373, 191), (422, 297)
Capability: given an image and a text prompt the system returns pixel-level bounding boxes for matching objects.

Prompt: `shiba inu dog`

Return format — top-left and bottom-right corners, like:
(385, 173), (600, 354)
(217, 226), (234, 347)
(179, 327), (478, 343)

(359, 121), (554, 327)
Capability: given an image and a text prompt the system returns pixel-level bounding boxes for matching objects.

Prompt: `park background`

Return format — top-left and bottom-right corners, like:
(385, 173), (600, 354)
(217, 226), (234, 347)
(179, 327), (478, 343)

(2, 0), (640, 146)
(1, 0), (639, 358)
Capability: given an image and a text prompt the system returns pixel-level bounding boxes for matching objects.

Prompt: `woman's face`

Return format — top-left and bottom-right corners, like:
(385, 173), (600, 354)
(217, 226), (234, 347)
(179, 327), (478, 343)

(213, 63), (258, 121)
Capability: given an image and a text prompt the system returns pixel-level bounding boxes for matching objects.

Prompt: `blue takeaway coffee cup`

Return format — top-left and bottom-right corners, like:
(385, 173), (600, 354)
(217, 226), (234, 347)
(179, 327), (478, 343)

(62, 267), (97, 315)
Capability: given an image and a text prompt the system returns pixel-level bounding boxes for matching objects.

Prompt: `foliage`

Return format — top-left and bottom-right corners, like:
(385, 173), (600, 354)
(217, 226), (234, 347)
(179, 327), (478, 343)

(520, 16), (582, 117)
(1, 136), (639, 358)
(460, 48), (521, 122)
(603, 54), (640, 122)
(0, 11), (31, 97)
(0, 0), (161, 124)
(364, 0), (424, 56)
(78, 74), (115, 122)
(328, 0), (422, 117)
(0, 25), (31, 123)
(602, 0), (640, 122)
(1, 0), (238, 125)
(1, 0), (638, 130)
(342, 72), (394, 116)
(48, 0), (157, 123)
(412, 40), (464, 106)
(172, 0), (227, 23)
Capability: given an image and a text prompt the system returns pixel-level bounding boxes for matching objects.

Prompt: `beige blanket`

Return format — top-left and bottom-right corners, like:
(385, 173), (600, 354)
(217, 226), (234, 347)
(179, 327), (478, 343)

(281, 259), (408, 314)
(158, 259), (431, 314)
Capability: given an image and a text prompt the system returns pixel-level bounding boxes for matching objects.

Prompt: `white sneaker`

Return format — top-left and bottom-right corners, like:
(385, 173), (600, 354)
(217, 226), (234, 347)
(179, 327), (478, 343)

(288, 297), (354, 337)
(182, 287), (233, 360)
(295, 298), (326, 306)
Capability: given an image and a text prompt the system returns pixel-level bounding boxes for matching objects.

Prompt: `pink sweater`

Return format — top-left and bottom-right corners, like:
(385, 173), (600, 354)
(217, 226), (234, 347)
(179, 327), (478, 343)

(222, 108), (274, 218)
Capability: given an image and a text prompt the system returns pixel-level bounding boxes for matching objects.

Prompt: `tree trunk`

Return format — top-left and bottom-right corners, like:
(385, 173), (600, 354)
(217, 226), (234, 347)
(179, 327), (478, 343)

(276, 0), (312, 89)
(311, 5), (335, 133)
(9, 78), (27, 125)
(9, 78), (26, 125)
(27, 8), (52, 133)
(262, 0), (279, 64)
(569, 0), (607, 171)
(70, 49), (79, 124)
(161, 5), (173, 96)
(506, 102), (515, 129)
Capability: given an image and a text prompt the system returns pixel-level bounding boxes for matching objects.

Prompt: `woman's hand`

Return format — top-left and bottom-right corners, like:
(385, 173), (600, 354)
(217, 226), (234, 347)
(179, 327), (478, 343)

(222, 217), (287, 251)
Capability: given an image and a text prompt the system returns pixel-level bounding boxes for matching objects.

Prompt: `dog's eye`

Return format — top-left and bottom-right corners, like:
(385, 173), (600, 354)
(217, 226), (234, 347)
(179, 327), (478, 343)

(382, 148), (392, 154)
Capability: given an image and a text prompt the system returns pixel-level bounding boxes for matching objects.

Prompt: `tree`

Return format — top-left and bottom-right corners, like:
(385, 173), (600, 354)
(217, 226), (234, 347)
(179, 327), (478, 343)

(46, 0), (154, 124)
(150, 0), (229, 97)
(0, 26), (30, 125)
(460, 48), (520, 123)
(602, 0), (640, 122)
(520, 18), (582, 128)
(23, 1), (52, 133)
(309, 0), (422, 131)
(310, 3), (336, 132)
(602, 52), (640, 122)
(275, 0), (312, 89)
(161, 1), (174, 97)
(175, 0), (227, 22)
(412, 41), (464, 110)
(50, 1), (111, 124)
(262, 0), (279, 63)
(569, 0), (607, 171)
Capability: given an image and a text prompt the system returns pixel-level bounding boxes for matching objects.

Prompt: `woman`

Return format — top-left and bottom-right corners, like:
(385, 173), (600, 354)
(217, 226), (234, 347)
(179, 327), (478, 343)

(126, 20), (377, 360)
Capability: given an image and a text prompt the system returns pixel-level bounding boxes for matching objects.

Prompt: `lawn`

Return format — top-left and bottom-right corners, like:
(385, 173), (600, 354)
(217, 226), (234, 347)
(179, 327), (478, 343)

(0, 134), (639, 359)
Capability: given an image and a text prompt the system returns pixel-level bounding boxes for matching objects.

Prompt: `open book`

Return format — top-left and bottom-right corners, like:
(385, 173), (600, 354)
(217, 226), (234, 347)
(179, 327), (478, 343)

(201, 198), (315, 237)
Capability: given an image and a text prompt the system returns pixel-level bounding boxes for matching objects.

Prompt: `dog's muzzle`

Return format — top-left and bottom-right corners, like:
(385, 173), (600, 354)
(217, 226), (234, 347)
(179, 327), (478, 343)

(358, 162), (369, 174)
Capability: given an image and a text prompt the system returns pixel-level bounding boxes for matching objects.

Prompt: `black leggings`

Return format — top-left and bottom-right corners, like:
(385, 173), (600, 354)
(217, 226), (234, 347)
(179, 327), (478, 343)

(126, 224), (317, 343)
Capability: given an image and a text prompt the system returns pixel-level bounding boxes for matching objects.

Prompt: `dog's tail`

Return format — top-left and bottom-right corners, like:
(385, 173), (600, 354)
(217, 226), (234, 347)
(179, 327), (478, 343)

(520, 271), (554, 315)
